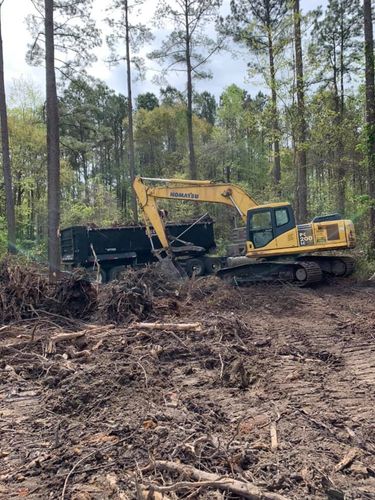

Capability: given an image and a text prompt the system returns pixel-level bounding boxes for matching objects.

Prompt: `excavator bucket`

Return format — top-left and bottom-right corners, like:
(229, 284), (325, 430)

(155, 257), (187, 281)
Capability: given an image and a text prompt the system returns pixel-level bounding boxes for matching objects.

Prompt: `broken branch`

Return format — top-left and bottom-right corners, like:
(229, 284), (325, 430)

(270, 422), (278, 450)
(135, 322), (202, 332)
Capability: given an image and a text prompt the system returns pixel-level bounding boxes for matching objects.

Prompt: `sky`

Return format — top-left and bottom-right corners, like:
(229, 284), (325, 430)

(1, 0), (326, 101)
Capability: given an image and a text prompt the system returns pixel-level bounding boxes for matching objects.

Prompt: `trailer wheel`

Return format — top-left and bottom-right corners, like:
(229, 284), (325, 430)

(84, 268), (107, 283)
(204, 257), (222, 274)
(185, 258), (205, 277)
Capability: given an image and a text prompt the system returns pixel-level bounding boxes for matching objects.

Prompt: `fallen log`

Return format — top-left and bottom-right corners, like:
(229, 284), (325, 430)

(135, 322), (202, 332)
(150, 460), (288, 500)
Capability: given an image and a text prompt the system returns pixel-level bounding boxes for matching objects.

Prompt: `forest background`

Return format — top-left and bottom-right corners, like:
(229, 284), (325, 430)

(0, 0), (375, 275)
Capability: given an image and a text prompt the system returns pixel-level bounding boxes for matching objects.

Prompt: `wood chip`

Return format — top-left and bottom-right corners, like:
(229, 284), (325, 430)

(334, 448), (359, 472)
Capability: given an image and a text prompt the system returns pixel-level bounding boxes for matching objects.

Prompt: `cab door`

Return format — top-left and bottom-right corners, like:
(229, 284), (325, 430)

(247, 209), (274, 248)
(273, 206), (297, 249)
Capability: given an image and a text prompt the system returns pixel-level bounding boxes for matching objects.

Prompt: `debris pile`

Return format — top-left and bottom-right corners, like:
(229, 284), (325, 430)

(0, 259), (48, 321)
(48, 272), (97, 319)
(98, 265), (181, 324)
(98, 278), (153, 324)
(0, 260), (97, 321)
(0, 261), (181, 324)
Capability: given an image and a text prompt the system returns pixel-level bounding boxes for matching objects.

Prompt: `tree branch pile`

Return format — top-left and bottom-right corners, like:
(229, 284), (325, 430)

(0, 259), (49, 321)
(97, 265), (181, 324)
(0, 259), (97, 321)
(0, 260), (184, 324)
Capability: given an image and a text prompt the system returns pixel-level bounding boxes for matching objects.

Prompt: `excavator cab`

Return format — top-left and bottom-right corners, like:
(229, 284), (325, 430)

(247, 204), (295, 250)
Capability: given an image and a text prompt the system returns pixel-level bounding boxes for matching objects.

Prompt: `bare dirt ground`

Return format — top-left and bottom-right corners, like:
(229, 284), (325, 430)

(0, 272), (374, 499)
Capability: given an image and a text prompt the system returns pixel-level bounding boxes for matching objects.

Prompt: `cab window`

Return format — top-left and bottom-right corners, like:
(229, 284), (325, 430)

(250, 211), (272, 230)
(275, 208), (289, 227)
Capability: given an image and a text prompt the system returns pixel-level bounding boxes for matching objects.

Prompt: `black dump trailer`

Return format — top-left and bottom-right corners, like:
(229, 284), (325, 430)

(61, 218), (219, 281)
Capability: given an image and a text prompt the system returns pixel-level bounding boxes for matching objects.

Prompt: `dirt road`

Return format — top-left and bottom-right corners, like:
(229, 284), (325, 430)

(0, 278), (374, 499)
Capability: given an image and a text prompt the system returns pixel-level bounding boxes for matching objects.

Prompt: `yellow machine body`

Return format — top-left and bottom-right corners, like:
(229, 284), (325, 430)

(245, 213), (356, 257)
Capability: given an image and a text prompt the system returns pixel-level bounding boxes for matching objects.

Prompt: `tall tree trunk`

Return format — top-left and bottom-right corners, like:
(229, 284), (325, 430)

(0, 2), (16, 253)
(267, 29), (281, 189)
(332, 45), (345, 215)
(337, 4), (346, 214)
(185, 0), (197, 179)
(293, 0), (307, 223)
(363, 0), (375, 251)
(80, 127), (89, 203)
(45, 0), (61, 279)
(124, 0), (138, 221)
(82, 155), (89, 203)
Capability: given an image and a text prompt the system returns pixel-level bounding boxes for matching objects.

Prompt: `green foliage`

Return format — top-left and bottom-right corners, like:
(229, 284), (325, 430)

(310, 0), (362, 86)
(64, 176), (120, 227)
(136, 92), (159, 111)
(160, 86), (185, 106)
(354, 255), (375, 279)
(221, 0), (289, 83)
(194, 91), (217, 125)
(59, 76), (128, 205)
(214, 85), (269, 193)
(0, 216), (9, 259)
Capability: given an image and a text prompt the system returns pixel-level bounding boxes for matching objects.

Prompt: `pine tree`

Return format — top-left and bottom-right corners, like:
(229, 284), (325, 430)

(150, 0), (223, 179)
(222, 0), (288, 189)
(27, 0), (101, 76)
(27, 0), (100, 277)
(106, 0), (153, 221)
(194, 91), (217, 125)
(160, 86), (185, 107)
(45, 0), (60, 279)
(363, 0), (375, 251)
(293, 0), (308, 222)
(312, 0), (362, 214)
(136, 92), (159, 111)
(0, 0), (16, 253)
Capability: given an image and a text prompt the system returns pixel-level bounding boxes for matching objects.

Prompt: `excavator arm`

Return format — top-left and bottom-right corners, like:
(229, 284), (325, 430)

(133, 176), (258, 255)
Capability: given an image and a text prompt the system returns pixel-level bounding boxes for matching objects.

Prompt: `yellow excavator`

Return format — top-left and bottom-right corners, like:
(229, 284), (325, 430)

(133, 176), (356, 286)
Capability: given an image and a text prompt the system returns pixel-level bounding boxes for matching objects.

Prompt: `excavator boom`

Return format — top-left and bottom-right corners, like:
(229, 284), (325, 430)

(133, 176), (258, 252)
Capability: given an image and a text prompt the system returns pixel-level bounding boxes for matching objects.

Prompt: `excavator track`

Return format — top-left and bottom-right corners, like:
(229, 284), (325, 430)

(216, 260), (323, 287)
(339, 256), (356, 276)
(296, 255), (355, 277)
(293, 261), (323, 286)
